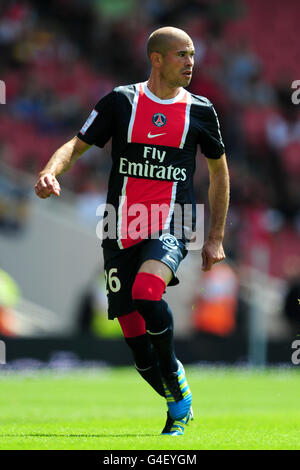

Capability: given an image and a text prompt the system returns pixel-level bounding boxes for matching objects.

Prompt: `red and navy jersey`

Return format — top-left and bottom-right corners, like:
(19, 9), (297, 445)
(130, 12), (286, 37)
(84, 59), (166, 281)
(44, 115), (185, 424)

(77, 81), (225, 250)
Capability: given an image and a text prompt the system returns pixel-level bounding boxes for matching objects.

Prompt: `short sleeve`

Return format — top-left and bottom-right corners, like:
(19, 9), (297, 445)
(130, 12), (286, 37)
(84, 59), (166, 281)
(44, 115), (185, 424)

(77, 91), (115, 147)
(199, 104), (225, 159)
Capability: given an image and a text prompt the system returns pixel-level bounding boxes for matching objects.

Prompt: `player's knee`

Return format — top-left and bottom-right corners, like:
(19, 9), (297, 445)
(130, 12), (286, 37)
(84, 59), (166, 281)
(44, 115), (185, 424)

(132, 273), (169, 330)
(132, 272), (166, 302)
(118, 310), (146, 338)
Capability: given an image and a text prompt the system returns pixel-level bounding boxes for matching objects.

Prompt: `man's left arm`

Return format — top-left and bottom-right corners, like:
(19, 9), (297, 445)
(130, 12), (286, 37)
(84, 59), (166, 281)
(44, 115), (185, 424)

(202, 153), (230, 271)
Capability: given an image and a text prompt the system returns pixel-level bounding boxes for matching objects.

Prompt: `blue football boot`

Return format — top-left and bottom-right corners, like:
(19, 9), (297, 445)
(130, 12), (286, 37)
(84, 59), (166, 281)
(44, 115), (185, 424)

(162, 360), (192, 421)
(161, 407), (194, 436)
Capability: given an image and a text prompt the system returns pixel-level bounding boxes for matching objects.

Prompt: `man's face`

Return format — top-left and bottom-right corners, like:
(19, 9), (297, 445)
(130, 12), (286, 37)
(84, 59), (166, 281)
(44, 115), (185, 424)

(159, 38), (195, 88)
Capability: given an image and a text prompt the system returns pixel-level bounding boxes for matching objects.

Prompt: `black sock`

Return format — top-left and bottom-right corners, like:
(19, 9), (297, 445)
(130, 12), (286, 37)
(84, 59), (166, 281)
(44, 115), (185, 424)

(148, 327), (178, 376)
(133, 298), (178, 376)
(125, 334), (165, 397)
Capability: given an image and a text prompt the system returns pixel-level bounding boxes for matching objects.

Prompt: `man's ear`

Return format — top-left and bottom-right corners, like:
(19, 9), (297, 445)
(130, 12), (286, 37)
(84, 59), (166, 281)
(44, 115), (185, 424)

(150, 52), (163, 68)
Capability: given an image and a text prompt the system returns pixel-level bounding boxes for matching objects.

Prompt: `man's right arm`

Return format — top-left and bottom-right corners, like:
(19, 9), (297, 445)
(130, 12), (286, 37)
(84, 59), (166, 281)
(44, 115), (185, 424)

(35, 136), (90, 199)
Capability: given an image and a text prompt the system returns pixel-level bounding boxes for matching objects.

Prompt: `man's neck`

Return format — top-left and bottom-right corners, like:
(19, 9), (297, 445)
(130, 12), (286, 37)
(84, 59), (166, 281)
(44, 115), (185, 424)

(146, 77), (182, 100)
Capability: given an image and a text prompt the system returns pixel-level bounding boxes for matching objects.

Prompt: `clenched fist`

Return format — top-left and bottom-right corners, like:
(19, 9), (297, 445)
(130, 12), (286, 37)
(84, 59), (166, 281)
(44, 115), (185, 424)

(201, 239), (225, 272)
(35, 173), (61, 199)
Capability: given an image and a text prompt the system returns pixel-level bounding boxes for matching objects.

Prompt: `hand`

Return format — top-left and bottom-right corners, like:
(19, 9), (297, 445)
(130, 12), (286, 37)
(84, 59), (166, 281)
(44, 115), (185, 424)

(34, 173), (61, 199)
(201, 239), (225, 272)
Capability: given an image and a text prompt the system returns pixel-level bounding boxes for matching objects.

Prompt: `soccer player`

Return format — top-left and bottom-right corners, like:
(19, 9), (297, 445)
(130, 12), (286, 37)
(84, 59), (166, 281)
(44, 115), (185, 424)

(35, 27), (229, 436)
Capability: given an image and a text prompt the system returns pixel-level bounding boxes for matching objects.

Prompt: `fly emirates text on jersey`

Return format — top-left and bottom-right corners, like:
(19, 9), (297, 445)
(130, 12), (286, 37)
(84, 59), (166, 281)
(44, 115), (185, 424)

(119, 145), (187, 181)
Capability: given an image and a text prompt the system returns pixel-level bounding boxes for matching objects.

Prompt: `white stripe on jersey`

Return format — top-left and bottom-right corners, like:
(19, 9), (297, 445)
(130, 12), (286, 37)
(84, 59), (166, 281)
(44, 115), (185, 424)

(179, 92), (191, 149)
(163, 181), (178, 230)
(127, 85), (140, 143)
(117, 176), (128, 249)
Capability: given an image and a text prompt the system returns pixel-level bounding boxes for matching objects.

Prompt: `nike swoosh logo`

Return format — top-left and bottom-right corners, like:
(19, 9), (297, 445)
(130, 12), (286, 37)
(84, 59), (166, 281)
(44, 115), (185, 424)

(147, 132), (166, 138)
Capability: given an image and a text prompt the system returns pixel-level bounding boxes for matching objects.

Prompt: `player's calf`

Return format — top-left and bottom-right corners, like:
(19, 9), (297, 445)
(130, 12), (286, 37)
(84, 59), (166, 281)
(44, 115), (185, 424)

(118, 311), (165, 397)
(132, 272), (178, 375)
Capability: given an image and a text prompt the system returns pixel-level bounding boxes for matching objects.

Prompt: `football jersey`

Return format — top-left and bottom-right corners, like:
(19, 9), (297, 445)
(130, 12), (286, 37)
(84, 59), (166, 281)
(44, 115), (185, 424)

(77, 81), (225, 250)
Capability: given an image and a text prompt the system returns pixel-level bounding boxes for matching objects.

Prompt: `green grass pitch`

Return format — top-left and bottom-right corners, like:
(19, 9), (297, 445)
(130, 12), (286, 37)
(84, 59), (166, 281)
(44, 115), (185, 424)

(0, 366), (299, 450)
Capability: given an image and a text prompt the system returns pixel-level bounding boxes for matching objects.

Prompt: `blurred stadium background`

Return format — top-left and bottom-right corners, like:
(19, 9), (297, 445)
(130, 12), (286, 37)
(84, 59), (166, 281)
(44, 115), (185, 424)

(0, 0), (299, 369)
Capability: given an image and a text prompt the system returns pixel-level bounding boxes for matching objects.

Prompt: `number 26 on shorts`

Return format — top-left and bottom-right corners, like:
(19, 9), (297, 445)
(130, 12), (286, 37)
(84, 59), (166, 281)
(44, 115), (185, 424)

(104, 268), (121, 294)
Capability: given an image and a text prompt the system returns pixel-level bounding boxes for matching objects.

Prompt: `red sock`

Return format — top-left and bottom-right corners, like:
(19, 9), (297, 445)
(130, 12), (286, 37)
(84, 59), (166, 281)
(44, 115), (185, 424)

(118, 310), (146, 338)
(132, 272), (166, 301)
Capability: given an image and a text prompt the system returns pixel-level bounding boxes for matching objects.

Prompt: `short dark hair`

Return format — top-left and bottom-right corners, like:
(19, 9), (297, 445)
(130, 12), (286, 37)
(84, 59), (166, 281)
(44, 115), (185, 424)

(147, 32), (174, 60)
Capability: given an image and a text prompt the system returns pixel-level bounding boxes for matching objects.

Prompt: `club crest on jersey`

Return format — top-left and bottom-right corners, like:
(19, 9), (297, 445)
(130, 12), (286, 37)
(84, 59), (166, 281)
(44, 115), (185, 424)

(159, 233), (179, 250)
(152, 113), (167, 127)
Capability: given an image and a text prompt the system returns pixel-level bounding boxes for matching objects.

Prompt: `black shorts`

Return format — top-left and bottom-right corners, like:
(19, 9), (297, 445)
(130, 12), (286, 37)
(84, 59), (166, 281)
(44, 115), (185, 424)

(103, 234), (188, 319)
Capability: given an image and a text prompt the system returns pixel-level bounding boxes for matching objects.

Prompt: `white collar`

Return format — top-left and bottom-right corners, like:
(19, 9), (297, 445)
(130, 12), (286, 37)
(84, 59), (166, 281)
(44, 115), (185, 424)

(143, 81), (186, 104)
